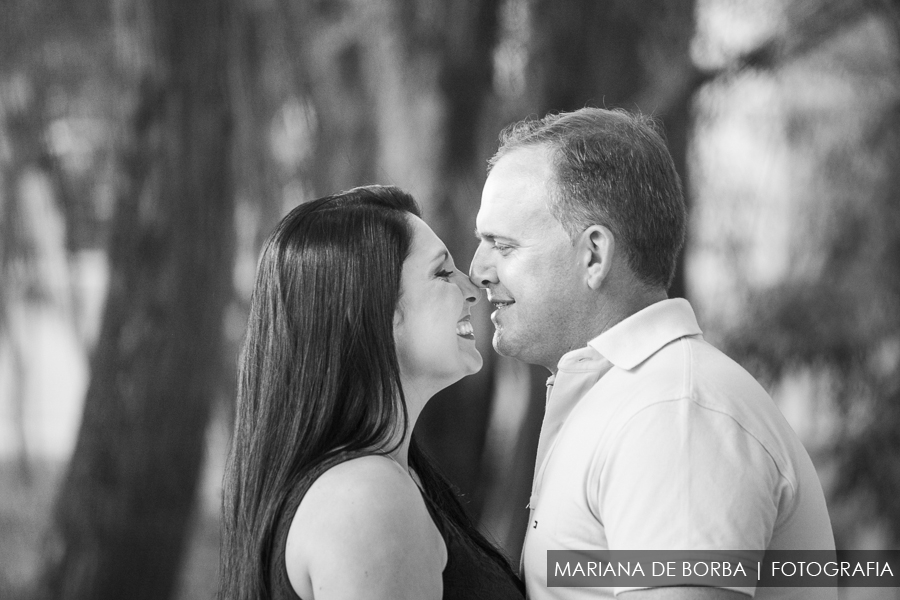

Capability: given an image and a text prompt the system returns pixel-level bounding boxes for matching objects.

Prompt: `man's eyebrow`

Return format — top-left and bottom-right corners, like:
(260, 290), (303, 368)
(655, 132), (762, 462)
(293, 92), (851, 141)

(474, 229), (507, 241)
(474, 229), (516, 244)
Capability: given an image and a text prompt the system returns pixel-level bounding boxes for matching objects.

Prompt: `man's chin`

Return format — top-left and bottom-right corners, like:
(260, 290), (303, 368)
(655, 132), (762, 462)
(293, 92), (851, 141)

(492, 332), (519, 359)
(492, 332), (556, 370)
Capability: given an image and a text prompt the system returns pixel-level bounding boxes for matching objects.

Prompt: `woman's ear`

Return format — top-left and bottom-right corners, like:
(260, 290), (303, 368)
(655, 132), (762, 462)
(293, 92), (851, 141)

(580, 225), (615, 290)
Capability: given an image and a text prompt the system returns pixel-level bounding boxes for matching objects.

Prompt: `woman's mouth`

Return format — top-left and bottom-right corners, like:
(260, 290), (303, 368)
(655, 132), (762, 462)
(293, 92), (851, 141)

(456, 317), (475, 339)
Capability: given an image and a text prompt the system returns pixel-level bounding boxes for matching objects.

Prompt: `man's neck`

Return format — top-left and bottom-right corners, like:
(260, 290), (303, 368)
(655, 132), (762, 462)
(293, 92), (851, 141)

(547, 288), (669, 375)
(615, 288), (669, 324)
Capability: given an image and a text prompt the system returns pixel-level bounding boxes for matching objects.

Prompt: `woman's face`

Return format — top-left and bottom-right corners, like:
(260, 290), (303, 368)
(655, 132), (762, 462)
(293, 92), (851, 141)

(394, 216), (483, 394)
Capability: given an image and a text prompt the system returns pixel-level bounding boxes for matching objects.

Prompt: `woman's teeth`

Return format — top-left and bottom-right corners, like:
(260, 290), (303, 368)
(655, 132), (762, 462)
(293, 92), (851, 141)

(456, 320), (475, 337)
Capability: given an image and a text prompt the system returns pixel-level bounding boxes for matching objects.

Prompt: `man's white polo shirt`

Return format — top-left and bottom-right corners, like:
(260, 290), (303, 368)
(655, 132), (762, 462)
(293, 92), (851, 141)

(521, 299), (835, 599)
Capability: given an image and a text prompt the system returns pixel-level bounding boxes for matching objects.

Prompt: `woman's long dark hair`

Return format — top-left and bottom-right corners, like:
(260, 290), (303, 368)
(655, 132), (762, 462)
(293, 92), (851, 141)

(218, 185), (517, 600)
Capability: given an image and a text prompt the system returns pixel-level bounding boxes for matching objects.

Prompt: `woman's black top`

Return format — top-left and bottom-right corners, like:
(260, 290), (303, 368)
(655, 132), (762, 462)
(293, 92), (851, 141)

(269, 451), (525, 600)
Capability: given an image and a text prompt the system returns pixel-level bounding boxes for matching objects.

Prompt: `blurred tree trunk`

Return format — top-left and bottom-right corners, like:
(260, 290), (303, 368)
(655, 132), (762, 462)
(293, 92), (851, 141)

(285, 1), (380, 197)
(0, 5), (84, 485)
(378, 0), (503, 516)
(282, 0), (504, 514)
(0, 99), (37, 485)
(0, 180), (33, 485)
(35, 0), (234, 597)
(1, 5), (54, 485)
(477, 0), (700, 563)
(526, 0), (698, 298)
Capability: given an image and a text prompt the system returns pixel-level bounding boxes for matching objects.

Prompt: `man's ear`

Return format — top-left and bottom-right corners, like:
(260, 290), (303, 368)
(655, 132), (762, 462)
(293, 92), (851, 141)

(580, 225), (615, 290)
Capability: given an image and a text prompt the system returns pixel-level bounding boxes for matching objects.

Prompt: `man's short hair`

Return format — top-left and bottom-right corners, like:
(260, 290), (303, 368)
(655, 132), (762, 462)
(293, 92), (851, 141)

(489, 107), (686, 290)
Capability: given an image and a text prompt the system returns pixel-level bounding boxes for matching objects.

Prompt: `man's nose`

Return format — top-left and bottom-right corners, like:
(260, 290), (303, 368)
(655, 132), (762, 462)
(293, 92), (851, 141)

(468, 245), (495, 288)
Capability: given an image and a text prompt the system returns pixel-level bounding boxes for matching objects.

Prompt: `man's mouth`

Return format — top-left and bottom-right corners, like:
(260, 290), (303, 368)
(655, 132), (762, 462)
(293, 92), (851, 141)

(487, 291), (514, 308)
(490, 299), (514, 311)
(456, 317), (475, 339)
(489, 300), (514, 330)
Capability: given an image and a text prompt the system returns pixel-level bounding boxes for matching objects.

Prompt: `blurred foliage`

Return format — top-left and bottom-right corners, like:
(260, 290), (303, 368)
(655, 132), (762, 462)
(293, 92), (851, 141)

(702, 0), (900, 547)
(1, 0), (900, 599)
(725, 147), (900, 545)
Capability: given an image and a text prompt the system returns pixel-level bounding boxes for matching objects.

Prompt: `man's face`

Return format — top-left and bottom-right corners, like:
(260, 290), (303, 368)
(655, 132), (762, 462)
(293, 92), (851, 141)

(469, 145), (584, 371)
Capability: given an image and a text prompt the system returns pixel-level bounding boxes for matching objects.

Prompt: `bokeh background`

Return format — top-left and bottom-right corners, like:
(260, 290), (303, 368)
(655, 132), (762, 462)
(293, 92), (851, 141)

(1, 0), (899, 598)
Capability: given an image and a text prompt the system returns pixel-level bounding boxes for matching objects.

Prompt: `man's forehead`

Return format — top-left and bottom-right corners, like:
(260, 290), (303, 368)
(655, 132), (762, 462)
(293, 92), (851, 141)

(476, 200), (548, 237)
(478, 147), (555, 232)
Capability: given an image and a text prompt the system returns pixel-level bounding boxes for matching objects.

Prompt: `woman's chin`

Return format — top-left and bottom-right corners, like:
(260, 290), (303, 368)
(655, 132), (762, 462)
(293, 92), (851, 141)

(461, 345), (483, 375)
(439, 351), (484, 389)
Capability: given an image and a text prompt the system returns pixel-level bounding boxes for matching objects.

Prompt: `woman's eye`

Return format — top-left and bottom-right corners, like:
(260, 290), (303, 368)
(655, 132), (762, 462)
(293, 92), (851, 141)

(436, 269), (454, 280)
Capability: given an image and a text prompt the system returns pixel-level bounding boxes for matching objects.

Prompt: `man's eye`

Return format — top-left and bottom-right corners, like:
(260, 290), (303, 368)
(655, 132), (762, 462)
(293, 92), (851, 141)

(493, 242), (513, 254)
(436, 269), (454, 280)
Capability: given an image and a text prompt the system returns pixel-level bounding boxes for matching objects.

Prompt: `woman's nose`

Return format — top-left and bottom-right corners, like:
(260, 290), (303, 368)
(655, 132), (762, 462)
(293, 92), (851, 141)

(458, 274), (481, 306)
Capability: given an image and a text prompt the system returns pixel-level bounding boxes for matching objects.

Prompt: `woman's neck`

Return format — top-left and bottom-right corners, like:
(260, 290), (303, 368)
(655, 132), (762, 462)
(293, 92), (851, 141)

(387, 436), (412, 470)
(389, 377), (434, 470)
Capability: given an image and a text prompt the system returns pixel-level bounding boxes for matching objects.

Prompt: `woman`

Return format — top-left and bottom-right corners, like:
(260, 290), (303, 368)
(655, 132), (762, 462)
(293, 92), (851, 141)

(219, 185), (524, 600)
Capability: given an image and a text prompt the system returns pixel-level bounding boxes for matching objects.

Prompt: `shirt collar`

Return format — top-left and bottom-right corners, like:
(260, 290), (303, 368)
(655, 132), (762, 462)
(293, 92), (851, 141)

(586, 298), (702, 371)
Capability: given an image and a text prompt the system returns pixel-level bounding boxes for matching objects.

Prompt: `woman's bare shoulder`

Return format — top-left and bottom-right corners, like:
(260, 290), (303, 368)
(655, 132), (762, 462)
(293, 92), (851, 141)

(309, 454), (416, 501)
(286, 455), (446, 600)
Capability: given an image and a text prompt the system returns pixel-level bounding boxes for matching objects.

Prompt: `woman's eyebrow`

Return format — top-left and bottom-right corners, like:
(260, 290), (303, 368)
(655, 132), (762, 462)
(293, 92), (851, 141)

(429, 249), (450, 267)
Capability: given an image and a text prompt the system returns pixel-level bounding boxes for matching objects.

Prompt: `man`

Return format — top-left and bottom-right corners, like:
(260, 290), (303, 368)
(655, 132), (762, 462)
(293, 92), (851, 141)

(469, 108), (835, 600)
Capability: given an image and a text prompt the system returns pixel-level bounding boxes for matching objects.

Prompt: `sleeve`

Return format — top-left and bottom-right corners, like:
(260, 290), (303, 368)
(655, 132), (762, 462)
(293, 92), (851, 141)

(593, 399), (782, 595)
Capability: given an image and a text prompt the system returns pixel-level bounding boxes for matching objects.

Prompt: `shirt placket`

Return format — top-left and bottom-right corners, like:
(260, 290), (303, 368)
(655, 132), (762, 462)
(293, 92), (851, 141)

(521, 354), (613, 578)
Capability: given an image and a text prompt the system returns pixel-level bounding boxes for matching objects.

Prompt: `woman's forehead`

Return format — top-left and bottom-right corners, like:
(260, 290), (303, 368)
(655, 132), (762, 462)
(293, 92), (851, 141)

(406, 215), (449, 267)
